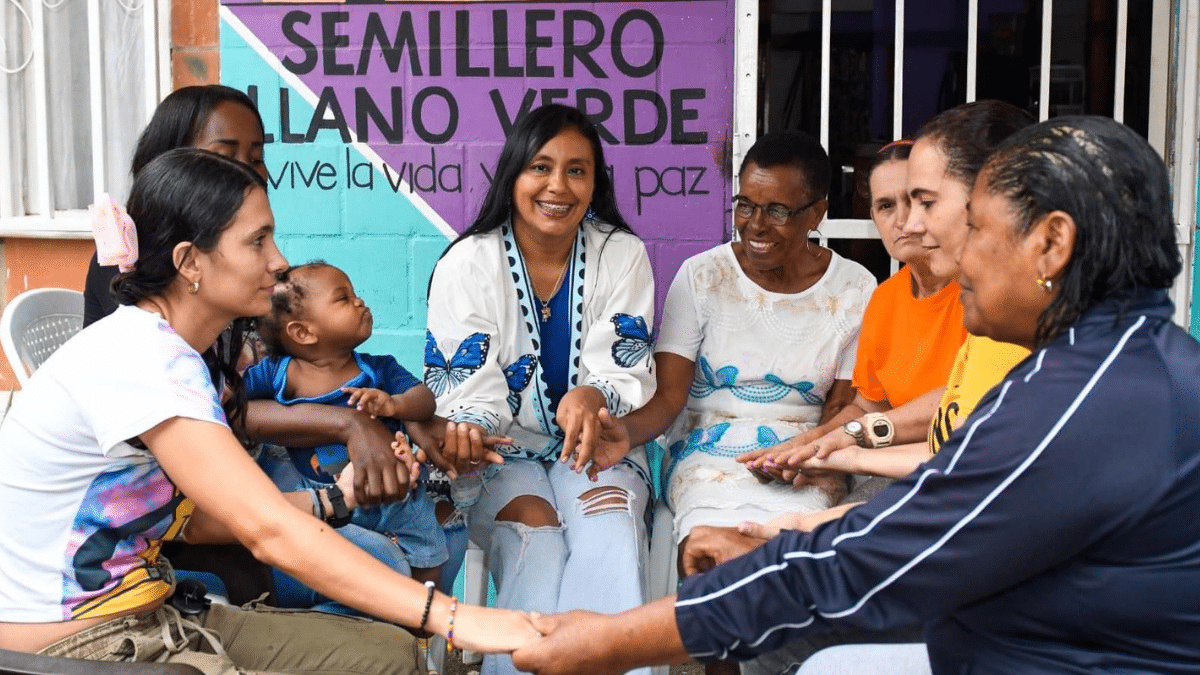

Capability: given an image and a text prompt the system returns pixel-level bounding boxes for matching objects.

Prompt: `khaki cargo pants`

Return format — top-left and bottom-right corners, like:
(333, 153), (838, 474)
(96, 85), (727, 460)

(39, 602), (421, 675)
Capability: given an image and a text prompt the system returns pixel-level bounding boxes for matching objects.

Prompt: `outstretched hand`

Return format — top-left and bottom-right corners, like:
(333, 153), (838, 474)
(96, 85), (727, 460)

(583, 408), (632, 480)
(451, 604), (543, 655)
(735, 511), (821, 541)
(739, 427), (859, 485)
(556, 386), (609, 474)
(737, 426), (826, 475)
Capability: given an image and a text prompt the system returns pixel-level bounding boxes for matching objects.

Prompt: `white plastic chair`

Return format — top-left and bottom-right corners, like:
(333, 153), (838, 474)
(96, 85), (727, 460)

(460, 540), (490, 665)
(647, 499), (677, 675)
(0, 288), (85, 386)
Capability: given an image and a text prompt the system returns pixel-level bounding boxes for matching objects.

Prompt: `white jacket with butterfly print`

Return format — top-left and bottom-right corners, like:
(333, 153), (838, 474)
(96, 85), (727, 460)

(425, 219), (657, 490)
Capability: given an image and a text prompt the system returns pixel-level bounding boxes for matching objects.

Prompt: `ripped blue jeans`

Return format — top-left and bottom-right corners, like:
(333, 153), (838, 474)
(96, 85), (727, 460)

(469, 457), (651, 675)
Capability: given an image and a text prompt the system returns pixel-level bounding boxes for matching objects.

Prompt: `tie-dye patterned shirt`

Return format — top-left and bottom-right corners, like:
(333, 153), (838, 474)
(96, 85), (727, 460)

(0, 305), (226, 622)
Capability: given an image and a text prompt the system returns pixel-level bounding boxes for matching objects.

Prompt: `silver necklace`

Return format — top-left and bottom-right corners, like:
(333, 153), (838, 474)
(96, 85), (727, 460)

(536, 257), (571, 322)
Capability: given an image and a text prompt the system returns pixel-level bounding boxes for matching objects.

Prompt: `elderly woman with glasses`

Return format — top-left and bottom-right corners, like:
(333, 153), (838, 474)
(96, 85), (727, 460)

(614, 131), (876, 591)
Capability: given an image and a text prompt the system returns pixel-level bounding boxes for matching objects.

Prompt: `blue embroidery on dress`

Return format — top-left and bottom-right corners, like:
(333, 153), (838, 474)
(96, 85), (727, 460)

(425, 331), (490, 397)
(669, 422), (731, 463)
(503, 354), (538, 415)
(756, 426), (783, 447)
(610, 313), (652, 368)
(662, 422), (729, 490)
(689, 356), (824, 405)
(587, 379), (625, 416)
(662, 422), (798, 490)
(447, 408), (501, 437)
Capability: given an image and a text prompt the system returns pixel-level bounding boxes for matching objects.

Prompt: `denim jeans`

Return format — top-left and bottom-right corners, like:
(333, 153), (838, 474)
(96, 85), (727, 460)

(468, 457), (651, 675)
(255, 446), (447, 614)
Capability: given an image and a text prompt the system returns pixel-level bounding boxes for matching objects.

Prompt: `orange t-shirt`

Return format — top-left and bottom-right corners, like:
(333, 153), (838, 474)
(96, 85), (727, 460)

(851, 269), (967, 408)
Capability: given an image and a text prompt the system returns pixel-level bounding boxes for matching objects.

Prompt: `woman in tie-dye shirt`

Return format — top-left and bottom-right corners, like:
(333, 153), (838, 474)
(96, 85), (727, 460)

(0, 149), (537, 673)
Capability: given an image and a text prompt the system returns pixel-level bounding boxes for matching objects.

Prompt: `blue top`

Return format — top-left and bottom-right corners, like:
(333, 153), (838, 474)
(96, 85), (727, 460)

(538, 274), (571, 415)
(244, 351), (420, 479)
(675, 290), (1200, 674)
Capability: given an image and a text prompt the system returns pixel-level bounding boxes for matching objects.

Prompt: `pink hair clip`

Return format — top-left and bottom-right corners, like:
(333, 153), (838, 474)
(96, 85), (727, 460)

(90, 194), (138, 273)
(878, 139), (915, 154)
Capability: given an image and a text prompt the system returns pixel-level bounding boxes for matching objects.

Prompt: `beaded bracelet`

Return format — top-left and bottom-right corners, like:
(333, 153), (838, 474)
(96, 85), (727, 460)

(418, 580), (435, 632)
(445, 595), (459, 653)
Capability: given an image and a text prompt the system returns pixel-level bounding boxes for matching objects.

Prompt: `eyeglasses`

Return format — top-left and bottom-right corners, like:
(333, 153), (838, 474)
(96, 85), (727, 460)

(731, 195), (822, 225)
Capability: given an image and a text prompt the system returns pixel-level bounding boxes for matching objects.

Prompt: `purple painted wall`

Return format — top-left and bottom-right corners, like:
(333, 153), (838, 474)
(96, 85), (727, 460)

(221, 1), (735, 362)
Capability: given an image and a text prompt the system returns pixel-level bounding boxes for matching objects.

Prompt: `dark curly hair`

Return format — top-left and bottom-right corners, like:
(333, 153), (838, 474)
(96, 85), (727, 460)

(257, 261), (332, 358)
(982, 116), (1180, 347)
(740, 130), (831, 202)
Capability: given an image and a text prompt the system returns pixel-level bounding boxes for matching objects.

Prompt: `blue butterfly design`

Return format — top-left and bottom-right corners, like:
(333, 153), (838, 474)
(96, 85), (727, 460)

(424, 331), (490, 397)
(610, 313), (652, 368)
(503, 354), (539, 415)
(669, 422), (731, 463)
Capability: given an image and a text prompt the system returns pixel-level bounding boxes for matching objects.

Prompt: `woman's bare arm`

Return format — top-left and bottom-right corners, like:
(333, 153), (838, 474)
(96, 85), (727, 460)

(620, 352), (696, 447)
(142, 417), (540, 654)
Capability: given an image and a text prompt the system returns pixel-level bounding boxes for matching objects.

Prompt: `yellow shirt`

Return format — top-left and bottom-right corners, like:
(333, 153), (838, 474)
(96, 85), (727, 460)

(928, 334), (1030, 453)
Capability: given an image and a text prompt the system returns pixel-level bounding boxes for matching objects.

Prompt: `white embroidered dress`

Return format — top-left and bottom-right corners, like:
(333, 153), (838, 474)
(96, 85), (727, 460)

(654, 244), (876, 538)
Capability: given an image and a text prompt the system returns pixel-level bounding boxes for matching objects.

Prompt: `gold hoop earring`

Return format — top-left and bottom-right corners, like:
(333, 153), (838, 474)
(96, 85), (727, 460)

(188, 280), (200, 295)
(1036, 275), (1053, 293)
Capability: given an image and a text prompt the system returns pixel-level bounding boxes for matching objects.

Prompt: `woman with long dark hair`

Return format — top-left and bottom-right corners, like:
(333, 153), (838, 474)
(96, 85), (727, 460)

(84, 84), (266, 327)
(424, 103), (656, 675)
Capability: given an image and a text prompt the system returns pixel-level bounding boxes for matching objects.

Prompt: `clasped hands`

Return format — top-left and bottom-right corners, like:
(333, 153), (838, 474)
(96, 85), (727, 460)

(504, 510), (823, 675)
(737, 425), (859, 487)
(448, 607), (634, 675)
(409, 386), (633, 483)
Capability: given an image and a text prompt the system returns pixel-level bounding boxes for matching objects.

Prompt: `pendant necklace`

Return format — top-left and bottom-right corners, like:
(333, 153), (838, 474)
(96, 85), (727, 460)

(536, 257), (571, 322)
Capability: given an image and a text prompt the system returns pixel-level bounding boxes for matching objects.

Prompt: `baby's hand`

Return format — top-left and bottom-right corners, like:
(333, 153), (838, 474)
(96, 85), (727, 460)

(343, 387), (397, 419)
(391, 431), (421, 482)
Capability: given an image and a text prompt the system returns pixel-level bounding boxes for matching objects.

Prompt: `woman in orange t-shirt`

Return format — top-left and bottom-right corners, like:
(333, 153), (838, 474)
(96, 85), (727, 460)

(849, 141), (966, 411)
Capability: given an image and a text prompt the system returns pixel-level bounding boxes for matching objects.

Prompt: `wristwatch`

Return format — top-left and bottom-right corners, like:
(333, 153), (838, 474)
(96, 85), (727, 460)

(323, 485), (353, 528)
(862, 412), (895, 448)
(843, 419), (868, 447)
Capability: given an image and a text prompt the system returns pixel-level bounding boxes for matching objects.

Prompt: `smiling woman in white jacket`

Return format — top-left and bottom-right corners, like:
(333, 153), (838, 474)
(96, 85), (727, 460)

(424, 103), (657, 675)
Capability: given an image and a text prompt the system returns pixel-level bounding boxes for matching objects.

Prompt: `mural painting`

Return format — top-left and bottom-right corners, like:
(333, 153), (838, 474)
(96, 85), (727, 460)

(219, 0), (735, 370)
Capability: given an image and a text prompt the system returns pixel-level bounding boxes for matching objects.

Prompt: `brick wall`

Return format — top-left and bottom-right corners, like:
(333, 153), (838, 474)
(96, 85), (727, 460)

(172, 0), (220, 88)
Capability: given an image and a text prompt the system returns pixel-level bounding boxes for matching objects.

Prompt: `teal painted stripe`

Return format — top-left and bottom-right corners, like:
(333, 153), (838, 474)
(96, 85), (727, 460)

(220, 17), (450, 373)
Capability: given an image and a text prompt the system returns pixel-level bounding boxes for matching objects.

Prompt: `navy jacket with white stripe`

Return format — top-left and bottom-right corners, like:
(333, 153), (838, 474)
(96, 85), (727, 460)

(676, 289), (1200, 674)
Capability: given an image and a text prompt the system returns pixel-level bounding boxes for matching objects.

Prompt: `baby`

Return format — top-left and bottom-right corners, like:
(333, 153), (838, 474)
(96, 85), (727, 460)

(245, 261), (445, 595)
